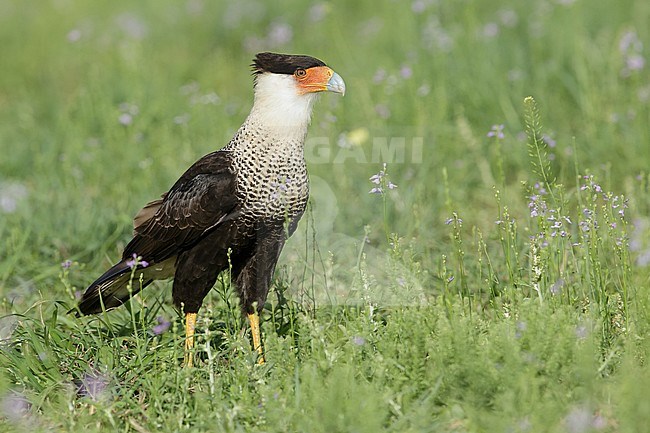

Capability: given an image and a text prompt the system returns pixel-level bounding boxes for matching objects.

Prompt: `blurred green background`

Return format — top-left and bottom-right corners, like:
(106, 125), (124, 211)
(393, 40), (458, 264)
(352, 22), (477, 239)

(1, 1), (648, 289)
(1, 1), (650, 431)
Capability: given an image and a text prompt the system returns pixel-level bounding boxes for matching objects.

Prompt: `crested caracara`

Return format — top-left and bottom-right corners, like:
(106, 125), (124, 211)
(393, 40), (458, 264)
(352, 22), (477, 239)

(75, 52), (345, 366)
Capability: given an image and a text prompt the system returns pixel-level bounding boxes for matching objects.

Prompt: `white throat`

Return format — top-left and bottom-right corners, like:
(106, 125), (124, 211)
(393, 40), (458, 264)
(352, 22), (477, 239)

(246, 73), (318, 140)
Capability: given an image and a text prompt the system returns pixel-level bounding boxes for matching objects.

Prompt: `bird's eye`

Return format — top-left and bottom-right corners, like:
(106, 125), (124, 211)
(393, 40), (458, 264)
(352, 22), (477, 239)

(295, 68), (307, 78)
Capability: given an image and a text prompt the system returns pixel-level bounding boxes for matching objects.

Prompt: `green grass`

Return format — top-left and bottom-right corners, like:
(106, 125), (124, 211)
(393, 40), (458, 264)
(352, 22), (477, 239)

(1, 0), (650, 431)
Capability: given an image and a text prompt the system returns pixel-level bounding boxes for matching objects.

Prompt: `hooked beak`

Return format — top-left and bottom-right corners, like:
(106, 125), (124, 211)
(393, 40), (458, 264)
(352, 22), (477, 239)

(326, 71), (346, 96)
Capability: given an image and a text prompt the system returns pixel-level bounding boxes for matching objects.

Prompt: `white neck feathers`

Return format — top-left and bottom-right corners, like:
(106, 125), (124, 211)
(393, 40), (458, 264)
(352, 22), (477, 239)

(246, 73), (318, 141)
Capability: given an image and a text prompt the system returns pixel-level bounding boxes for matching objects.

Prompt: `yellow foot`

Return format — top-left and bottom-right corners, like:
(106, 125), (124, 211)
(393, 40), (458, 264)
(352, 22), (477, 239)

(184, 312), (197, 368)
(247, 311), (265, 365)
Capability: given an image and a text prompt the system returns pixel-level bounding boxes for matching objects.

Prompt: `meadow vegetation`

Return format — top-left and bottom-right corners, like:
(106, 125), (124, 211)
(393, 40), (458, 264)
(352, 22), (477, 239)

(1, 1), (649, 432)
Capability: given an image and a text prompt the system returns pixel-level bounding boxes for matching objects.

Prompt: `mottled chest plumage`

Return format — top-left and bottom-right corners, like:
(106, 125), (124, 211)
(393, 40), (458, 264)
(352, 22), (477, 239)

(224, 122), (309, 220)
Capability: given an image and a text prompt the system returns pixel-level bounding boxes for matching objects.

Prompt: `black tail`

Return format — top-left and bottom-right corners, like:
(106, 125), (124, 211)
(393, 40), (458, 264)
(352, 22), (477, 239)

(74, 260), (153, 315)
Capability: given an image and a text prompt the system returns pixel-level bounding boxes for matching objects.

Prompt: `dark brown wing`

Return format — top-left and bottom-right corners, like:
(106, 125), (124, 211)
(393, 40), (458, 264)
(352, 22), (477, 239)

(123, 150), (240, 262)
(133, 194), (167, 232)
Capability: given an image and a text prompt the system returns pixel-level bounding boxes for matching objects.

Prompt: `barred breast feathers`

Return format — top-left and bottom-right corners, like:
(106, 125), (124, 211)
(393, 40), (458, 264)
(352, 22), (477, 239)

(224, 119), (310, 221)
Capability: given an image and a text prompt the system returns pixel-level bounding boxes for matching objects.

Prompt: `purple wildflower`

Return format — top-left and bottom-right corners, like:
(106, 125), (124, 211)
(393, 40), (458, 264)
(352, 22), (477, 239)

(118, 113), (133, 126)
(487, 124), (505, 139)
(352, 336), (366, 346)
(61, 260), (72, 269)
(118, 102), (140, 126)
(528, 193), (548, 218)
(535, 184), (547, 195)
(152, 316), (171, 335)
(626, 54), (645, 71)
(368, 163), (396, 194)
(542, 134), (556, 148)
(615, 198), (629, 219)
(400, 65), (413, 79)
(580, 175), (605, 195)
(618, 30), (645, 77)
(619, 30), (642, 54)
(126, 253), (149, 269)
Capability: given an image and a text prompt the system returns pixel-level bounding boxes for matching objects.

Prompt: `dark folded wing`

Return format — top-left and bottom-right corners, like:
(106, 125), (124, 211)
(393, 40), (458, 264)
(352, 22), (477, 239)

(123, 150), (240, 262)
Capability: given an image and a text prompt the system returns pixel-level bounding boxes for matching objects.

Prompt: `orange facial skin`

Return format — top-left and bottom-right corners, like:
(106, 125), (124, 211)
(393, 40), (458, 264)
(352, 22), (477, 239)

(294, 66), (335, 94)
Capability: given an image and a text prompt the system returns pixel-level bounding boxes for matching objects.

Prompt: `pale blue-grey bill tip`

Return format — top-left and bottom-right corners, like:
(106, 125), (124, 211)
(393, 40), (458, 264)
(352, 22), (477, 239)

(326, 72), (346, 96)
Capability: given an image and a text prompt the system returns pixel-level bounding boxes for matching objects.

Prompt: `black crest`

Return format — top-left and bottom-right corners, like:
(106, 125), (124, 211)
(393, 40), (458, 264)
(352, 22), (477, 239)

(252, 52), (326, 75)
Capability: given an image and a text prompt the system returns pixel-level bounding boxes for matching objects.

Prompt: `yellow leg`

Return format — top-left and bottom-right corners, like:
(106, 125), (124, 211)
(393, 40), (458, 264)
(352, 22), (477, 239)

(247, 311), (265, 364)
(184, 312), (197, 368)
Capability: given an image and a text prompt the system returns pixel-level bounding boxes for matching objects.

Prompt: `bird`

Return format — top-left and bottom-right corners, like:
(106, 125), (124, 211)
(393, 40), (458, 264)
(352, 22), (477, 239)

(74, 52), (345, 367)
